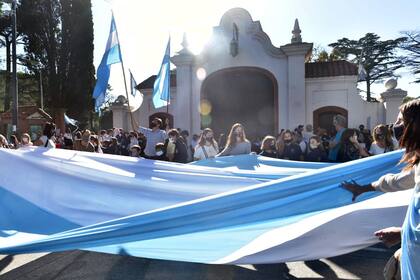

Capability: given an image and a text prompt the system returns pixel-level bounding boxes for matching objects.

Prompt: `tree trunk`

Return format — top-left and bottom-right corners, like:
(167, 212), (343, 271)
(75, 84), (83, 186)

(366, 75), (371, 102)
(4, 36), (11, 111)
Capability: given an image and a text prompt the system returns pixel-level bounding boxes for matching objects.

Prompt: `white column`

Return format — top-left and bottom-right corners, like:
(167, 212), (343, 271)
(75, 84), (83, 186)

(111, 104), (129, 130)
(380, 88), (407, 124)
(282, 43), (311, 129)
(171, 52), (194, 133)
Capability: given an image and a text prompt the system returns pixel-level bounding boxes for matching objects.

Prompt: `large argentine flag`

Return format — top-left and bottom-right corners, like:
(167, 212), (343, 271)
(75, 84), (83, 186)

(0, 148), (411, 264)
(92, 15), (122, 111)
(152, 38), (171, 108)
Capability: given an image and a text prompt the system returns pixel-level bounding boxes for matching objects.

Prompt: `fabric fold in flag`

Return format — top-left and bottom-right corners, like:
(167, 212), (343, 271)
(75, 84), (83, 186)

(152, 38), (171, 109)
(92, 15), (122, 111)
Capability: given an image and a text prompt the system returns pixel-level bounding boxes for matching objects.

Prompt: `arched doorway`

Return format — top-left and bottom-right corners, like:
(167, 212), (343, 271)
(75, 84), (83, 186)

(313, 106), (348, 135)
(149, 112), (173, 129)
(200, 67), (278, 141)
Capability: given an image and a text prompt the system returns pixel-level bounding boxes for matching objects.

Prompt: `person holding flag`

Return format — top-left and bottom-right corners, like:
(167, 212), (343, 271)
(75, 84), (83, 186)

(342, 99), (420, 279)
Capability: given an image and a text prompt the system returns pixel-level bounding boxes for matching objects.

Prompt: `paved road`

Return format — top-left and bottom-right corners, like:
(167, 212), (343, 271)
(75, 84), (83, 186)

(0, 245), (397, 280)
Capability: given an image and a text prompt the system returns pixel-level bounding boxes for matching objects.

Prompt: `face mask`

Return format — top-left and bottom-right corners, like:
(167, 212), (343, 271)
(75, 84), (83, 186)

(310, 144), (318, 149)
(393, 123), (404, 141)
(169, 138), (175, 143)
(269, 144), (276, 149)
(376, 134), (385, 141)
(156, 150), (164, 156)
(284, 139), (292, 144)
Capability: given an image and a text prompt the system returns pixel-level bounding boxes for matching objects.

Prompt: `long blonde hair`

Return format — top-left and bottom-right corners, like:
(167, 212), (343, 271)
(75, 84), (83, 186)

(225, 123), (248, 148)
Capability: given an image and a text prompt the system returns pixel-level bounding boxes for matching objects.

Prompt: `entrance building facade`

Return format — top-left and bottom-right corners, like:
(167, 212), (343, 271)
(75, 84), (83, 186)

(113, 8), (407, 138)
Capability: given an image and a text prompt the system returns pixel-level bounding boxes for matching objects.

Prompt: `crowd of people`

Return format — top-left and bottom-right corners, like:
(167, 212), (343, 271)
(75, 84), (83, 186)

(0, 99), (419, 279)
(0, 113), (401, 164)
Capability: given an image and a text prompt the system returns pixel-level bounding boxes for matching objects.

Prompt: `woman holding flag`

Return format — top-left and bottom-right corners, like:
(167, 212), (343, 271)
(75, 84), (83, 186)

(343, 99), (420, 279)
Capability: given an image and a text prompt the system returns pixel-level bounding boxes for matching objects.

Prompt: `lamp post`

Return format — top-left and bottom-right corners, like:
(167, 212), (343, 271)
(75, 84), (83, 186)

(4, 0), (18, 132)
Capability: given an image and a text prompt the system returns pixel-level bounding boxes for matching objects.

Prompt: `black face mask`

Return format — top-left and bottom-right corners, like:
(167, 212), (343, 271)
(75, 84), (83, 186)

(393, 123), (405, 141)
(284, 139), (292, 144)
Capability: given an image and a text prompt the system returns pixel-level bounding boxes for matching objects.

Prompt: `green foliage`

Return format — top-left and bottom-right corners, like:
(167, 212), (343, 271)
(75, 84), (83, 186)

(401, 31), (420, 83)
(16, 0), (94, 126)
(329, 33), (406, 101)
(0, 70), (40, 111)
(307, 45), (345, 62)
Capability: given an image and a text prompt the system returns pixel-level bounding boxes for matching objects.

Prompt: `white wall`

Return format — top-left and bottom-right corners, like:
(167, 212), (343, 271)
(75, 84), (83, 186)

(305, 76), (385, 130)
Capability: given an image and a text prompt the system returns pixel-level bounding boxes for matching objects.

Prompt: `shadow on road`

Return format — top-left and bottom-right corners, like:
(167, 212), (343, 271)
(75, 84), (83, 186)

(0, 256), (13, 274)
(0, 247), (394, 280)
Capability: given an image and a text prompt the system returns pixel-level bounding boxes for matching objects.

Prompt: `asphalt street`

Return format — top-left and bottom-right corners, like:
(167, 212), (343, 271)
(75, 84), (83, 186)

(0, 245), (397, 280)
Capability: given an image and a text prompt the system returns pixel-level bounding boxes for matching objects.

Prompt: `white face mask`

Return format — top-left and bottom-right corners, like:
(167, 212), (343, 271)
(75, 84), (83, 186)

(156, 151), (164, 156)
(309, 144), (318, 149)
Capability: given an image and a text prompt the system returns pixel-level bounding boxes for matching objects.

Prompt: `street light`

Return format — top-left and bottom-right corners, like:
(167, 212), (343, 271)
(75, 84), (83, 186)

(3, 0), (18, 132)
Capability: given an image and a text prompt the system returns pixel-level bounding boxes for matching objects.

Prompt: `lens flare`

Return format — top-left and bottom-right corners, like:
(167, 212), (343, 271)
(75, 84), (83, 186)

(199, 99), (212, 116)
(196, 68), (207, 81)
(201, 114), (212, 127)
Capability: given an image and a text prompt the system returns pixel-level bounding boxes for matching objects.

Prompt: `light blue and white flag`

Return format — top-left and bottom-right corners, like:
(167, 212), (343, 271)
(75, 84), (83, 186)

(92, 15), (122, 111)
(128, 69), (143, 112)
(0, 148), (412, 265)
(130, 70), (137, 97)
(64, 114), (78, 127)
(152, 38), (171, 109)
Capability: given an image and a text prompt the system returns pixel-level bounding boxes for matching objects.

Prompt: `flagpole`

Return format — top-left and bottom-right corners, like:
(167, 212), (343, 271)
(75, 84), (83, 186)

(112, 11), (137, 131)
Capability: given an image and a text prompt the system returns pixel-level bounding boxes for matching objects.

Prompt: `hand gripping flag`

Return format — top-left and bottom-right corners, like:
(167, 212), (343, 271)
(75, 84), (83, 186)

(152, 38), (171, 109)
(92, 15), (122, 111)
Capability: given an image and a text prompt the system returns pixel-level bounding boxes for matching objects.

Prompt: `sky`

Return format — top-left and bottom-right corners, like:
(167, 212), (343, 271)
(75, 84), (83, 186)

(92, 0), (420, 99)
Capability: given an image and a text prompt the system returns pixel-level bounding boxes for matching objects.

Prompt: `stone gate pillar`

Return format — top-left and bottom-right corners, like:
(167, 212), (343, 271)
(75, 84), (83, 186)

(380, 79), (407, 124)
(111, 103), (129, 131)
(171, 34), (195, 133)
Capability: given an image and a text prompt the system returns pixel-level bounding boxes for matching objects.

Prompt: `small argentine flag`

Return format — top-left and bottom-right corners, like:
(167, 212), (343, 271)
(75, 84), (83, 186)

(152, 38), (171, 109)
(129, 70), (143, 112)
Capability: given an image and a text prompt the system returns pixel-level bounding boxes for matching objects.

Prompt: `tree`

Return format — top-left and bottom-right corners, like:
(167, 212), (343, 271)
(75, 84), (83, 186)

(18, 0), (62, 108)
(307, 45), (345, 63)
(0, 3), (24, 112)
(329, 33), (406, 101)
(401, 31), (420, 83)
(17, 0), (94, 125)
(63, 0), (95, 125)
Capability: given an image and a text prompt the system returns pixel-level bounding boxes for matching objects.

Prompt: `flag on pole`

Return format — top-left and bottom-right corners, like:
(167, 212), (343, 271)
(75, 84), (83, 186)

(130, 70), (137, 97)
(152, 38), (171, 109)
(92, 15), (122, 111)
(64, 114), (78, 127)
(129, 70), (143, 112)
